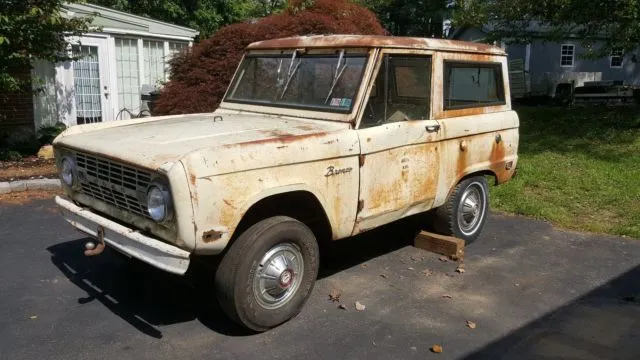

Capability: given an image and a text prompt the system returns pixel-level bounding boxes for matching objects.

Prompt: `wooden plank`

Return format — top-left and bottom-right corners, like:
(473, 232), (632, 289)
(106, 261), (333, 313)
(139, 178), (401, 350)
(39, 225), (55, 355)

(414, 230), (465, 260)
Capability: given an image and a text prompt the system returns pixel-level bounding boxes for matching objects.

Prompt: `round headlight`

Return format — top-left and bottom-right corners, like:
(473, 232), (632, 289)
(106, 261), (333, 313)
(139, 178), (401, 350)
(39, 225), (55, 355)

(147, 185), (172, 222)
(61, 157), (75, 186)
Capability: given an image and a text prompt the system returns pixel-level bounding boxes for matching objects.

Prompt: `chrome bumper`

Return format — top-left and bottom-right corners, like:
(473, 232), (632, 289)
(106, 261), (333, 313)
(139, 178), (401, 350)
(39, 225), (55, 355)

(55, 196), (191, 275)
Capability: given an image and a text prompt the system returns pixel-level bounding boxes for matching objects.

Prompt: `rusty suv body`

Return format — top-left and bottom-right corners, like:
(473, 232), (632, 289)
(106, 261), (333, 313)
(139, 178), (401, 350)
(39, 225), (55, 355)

(54, 35), (518, 330)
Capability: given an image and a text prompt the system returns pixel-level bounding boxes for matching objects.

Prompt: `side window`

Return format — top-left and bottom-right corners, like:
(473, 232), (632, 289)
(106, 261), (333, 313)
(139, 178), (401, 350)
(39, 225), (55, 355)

(443, 62), (505, 110)
(360, 55), (431, 128)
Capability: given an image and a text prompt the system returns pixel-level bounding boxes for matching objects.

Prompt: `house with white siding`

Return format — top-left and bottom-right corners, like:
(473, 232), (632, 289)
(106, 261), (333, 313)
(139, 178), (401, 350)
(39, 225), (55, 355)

(31, 2), (198, 130)
(450, 25), (640, 98)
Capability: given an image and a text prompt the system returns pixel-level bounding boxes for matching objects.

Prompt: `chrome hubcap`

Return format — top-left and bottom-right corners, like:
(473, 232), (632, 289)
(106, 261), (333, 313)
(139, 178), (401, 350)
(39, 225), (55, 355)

(457, 182), (486, 236)
(253, 243), (304, 309)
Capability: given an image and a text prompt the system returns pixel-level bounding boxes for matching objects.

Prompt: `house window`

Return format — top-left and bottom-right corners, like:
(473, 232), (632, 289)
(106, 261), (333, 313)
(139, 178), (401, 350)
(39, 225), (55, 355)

(610, 49), (624, 68)
(115, 38), (141, 116)
(143, 40), (165, 87)
(444, 62), (505, 110)
(561, 44), (575, 67)
(168, 42), (188, 58)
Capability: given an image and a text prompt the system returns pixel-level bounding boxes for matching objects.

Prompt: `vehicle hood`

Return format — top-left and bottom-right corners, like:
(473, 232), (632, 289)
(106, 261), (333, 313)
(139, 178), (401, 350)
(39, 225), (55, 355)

(54, 112), (353, 171)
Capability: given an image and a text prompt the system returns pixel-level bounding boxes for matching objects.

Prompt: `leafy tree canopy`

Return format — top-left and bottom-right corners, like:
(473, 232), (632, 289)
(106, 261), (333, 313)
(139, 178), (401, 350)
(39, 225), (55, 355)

(454, 0), (640, 57)
(357, 0), (449, 37)
(154, 0), (386, 115)
(0, 0), (92, 91)
(88, 0), (287, 38)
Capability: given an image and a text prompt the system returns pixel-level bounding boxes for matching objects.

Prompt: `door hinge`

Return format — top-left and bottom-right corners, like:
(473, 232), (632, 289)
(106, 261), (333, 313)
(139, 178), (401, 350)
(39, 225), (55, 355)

(357, 200), (364, 213)
(359, 154), (366, 167)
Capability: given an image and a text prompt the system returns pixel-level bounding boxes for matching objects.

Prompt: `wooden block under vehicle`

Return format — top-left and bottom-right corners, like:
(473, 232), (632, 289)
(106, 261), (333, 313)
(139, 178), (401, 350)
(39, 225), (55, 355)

(414, 231), (465, 260)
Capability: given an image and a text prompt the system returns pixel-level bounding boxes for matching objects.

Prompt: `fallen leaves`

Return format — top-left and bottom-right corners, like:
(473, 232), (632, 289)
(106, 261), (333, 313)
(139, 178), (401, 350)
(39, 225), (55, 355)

(466, 320), (476, 329)
(379, 274), (387, 279)
(431, 344), (443, 353)
(338, 304), (347, 310)
(438, 256), (449, 262)
(422, 269), (433, 276)
(329, 289), (341, 302)
(455, 264), (465, 273)
(355, 301), (366, 311)
(441, 294), (453, 299)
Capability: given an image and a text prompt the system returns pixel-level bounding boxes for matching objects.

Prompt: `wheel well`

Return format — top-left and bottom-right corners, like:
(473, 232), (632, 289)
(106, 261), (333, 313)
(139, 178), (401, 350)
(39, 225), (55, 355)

(466, 170), (498, 185)
(230, 191), (332, 245)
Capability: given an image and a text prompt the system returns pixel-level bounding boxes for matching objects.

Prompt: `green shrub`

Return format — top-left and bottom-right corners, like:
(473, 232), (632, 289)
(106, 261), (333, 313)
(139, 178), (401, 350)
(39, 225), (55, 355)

(37, 122), (67, 145)
(0, 149), (22, 161)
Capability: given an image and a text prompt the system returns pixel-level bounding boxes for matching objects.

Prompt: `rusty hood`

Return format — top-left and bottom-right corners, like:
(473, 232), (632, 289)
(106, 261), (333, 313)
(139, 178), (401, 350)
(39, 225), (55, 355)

(53, 112), (354, 171)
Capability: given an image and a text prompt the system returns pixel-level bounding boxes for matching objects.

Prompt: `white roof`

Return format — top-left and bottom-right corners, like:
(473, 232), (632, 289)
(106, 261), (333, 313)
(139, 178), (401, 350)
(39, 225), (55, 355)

(63, 3), (199, 41)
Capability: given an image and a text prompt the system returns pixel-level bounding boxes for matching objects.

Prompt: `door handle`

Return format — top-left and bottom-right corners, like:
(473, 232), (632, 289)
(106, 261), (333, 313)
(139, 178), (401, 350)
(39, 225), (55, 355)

(425, 124), (441, 133)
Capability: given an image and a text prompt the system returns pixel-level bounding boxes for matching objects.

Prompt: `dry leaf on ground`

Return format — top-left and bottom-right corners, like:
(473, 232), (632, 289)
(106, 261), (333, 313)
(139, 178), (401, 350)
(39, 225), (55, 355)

(431, 344), (443, 353)
(329, 289), (341, 302)
(438, 256), (449, 262)
(422, 269), (433, 276)
(442, 294), (453, 299)
(455, 264), (465, 273)
(355, 301), (366, 311)
(379, 274), (387, 279)
(338, 304), (347, 310)
(466, 320), (476, 329)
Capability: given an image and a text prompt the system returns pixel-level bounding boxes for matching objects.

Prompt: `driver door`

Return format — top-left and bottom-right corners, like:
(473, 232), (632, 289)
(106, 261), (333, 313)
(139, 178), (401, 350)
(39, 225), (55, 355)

(353, 53), (441, 234)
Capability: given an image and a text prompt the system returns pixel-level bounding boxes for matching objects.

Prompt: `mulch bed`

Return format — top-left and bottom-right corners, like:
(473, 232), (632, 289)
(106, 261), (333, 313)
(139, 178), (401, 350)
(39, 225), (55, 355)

(0, 157), (58, 182)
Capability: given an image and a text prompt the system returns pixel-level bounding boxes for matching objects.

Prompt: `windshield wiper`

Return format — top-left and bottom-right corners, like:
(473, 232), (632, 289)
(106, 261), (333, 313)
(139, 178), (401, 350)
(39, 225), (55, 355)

(278, 51), (302, 100)
(324, 50), (348, 104)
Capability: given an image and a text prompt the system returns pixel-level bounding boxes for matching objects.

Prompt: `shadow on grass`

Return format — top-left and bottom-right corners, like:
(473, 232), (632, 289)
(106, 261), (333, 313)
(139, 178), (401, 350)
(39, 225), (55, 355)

(464, 264), (640, 360)
(46, 213), (428, 338)
(515, 105), (640, 162)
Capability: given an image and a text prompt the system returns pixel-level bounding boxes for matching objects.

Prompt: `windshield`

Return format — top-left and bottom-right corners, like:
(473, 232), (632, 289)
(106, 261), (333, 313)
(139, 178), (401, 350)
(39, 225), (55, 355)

(225, 50), (368, 113)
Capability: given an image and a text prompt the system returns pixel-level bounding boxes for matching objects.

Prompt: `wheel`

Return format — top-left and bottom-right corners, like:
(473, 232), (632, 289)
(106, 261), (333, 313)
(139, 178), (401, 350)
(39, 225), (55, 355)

(215, 216), (319, 331)
(432, 176), (489, 244)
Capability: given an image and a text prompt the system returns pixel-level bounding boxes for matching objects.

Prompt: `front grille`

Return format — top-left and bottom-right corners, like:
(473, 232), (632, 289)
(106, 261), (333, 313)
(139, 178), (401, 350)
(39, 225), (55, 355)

(75, 152), (152, 219)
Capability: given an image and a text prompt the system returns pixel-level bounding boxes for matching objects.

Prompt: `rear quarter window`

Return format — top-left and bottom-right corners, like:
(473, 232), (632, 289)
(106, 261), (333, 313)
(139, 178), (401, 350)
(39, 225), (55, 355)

(444, 62), (505, 110)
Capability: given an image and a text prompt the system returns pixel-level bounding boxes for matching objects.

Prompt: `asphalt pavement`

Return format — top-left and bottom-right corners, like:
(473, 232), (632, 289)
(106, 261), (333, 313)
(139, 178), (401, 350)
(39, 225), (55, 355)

(1, 197), (639, 360)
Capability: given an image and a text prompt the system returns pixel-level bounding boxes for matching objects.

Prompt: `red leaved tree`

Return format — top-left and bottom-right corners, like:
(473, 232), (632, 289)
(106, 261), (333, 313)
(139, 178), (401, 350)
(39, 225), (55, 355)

(153, 0), (387, 115)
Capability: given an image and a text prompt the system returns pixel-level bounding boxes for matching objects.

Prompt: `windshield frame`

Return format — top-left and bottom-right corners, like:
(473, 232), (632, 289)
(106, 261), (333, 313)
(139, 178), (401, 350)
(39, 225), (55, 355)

(220, 48), (375, 121)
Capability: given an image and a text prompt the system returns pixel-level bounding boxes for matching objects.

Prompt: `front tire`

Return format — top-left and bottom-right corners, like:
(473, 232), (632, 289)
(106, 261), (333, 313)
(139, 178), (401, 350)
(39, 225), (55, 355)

(432, 176), (489, 244)
(215, 216), (319, 331)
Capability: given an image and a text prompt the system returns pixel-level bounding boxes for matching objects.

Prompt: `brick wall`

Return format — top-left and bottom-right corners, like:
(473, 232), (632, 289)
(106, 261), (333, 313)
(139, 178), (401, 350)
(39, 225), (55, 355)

(0, 65), (35, 135)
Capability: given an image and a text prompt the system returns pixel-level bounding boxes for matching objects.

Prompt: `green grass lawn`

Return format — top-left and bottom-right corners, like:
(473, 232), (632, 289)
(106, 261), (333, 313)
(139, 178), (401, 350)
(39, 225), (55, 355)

(490, 105), (640, 239)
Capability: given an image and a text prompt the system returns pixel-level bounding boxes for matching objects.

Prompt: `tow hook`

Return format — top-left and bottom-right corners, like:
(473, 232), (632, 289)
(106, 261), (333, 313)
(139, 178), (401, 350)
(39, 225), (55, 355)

(84, 226), (106, 256)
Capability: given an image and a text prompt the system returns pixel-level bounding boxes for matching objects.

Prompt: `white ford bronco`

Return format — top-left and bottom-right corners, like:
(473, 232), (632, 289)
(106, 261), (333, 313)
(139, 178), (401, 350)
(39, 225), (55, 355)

(54, 35), (519, 331)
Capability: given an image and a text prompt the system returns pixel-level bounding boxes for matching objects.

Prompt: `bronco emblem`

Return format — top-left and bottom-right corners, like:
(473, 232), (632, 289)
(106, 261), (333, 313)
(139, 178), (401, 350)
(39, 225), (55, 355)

(324, 166), (353, 177)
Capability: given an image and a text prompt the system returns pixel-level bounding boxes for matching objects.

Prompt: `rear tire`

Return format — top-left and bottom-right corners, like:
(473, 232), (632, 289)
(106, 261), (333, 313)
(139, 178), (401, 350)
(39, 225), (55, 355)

(215, 216), (319, 331)
(432, 176), (489, 244)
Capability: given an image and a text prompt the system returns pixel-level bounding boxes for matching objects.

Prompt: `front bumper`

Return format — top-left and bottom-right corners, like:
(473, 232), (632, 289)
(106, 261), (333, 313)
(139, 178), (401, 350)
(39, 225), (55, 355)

(56, 196), (191, 275)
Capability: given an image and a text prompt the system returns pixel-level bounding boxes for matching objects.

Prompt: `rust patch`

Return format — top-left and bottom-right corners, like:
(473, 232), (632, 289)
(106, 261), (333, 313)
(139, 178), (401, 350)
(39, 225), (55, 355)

(189, 174), (197, 186)
(224, 131), (329, 148)
(489, 138), (510, 183)
(247, 35), (505, 55)
(456, 147), (468, 178)
(358, 154), (366, 167)
(202, 229), (223, 243)
(296, 125), (315, 131)
(490, 137), (506, 164)
(223, 199), (237, 209)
